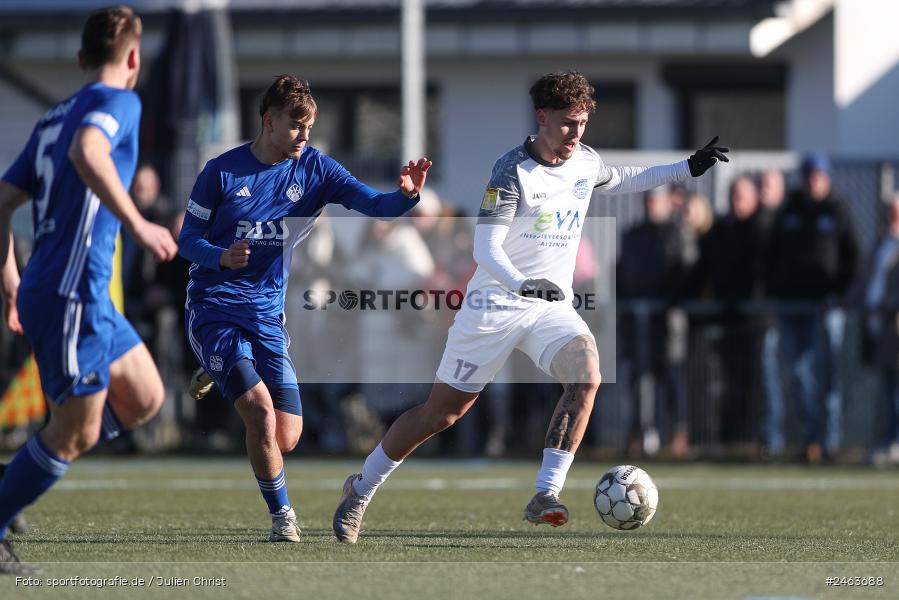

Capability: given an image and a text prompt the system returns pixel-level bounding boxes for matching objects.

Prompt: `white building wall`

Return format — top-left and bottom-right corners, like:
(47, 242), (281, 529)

(780, 12), (837, 153)
(833, 0), (899, 158)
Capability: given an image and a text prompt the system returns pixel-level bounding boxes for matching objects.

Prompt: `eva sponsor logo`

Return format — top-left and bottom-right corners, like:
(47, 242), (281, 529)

(533, 209), (582, 233)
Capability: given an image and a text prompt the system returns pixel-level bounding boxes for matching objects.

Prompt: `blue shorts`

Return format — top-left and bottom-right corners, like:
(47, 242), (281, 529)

(185, 304), (300, 411)
(17, 290), (142, 404)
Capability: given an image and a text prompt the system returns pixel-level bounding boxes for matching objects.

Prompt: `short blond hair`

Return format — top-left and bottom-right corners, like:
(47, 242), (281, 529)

(80, 5), (142, 69)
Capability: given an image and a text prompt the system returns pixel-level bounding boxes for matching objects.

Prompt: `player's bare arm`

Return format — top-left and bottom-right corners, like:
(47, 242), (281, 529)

(68, 126), (177, 261)
(0, 182), (28, 335)
(398, 158), (432, 198)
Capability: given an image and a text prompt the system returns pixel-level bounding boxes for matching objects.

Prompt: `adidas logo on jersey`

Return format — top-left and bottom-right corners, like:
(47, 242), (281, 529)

(236, 186), (252, 198)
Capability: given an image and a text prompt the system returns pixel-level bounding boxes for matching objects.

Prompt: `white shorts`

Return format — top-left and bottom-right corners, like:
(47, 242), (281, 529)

(436, 297), (595, 393)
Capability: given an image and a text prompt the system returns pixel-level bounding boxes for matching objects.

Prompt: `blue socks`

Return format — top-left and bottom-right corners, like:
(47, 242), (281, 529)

(98, 402), (126, 444)
(256, 469), (292, 516)
(0, 402), (125, 539)
(0, 435), (70, 539)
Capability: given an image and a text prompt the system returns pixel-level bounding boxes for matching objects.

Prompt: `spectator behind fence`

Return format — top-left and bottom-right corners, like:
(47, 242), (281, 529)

(764, 153), (859, 463)
(758, 169), (785, 237)
(123, 163), (168, 341)
(755, 169), (789, 456)
(618, 186), (689, 455)
(348, 219), (435, 427)
(693, 177), (763, 305)
(861, 193), (899, 466)
(691, 176), (764, 445)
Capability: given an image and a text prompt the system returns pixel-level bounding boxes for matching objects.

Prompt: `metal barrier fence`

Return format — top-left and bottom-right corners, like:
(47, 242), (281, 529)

(600, 299), (884, 459)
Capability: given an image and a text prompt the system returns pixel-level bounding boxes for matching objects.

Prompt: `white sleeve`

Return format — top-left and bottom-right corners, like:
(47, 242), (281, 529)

(595, 160), (691, 194)
(473, 223), (528, 292)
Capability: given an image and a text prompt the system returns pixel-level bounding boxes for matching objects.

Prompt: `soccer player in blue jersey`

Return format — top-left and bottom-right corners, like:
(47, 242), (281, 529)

(179, 74), (431, 541)
(0, 6), (178, 574)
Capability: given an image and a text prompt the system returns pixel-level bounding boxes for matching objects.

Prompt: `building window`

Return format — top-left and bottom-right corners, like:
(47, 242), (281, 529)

(663, 62), (786, 150)
(582, 82), (636, 150)
(691, 90), (784, 150)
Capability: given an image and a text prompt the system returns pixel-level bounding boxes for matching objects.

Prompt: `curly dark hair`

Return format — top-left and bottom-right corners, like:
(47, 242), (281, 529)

(259, 74), (317, 121)
(529, 71), (596, 113)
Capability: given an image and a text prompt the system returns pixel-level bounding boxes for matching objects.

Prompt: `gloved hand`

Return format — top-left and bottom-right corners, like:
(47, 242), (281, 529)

(688, 136), (730, 177)
(519, 278), (565, 302)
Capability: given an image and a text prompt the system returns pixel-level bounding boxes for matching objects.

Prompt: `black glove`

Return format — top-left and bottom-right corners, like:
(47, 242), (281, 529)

(687, 136), (730, 177)
(519, 278), (565, 302)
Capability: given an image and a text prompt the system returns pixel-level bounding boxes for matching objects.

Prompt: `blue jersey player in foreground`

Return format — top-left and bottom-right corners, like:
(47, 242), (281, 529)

(0, 6), (178, 574)
(179, 75), (431, 542)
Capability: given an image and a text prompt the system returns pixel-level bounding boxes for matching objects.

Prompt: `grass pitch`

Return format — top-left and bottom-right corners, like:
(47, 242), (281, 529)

(1, 457), (897, 599)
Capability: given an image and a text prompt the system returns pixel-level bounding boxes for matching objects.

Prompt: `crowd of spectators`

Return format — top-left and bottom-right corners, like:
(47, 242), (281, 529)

(616, 153), (899, 464)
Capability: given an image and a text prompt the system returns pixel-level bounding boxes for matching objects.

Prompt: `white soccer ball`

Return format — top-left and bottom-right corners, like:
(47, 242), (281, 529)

(594, 465), (658, 530)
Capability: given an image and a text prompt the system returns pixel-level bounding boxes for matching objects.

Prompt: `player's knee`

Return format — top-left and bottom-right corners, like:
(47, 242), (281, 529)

(277, 428), (301, 453)
(276, 418), (302, 453)
(581, 370), (602, 394)
(136, 379), (165, 423)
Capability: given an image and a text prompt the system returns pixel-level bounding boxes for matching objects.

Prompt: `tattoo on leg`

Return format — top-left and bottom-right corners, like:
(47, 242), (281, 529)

(546, 383), (579, 451)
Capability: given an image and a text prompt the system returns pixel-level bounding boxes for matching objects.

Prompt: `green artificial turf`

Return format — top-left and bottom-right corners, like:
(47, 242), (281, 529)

(1, 457), (897, 599)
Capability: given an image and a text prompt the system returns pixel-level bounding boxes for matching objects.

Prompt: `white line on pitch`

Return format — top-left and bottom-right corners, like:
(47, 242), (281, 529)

(53, 477), (899, 492)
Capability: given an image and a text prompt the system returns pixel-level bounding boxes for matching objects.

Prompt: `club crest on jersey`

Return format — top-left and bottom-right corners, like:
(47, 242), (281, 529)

(235, 219), (290, 240)
(286, 184), (303, 203)
(209, 355), (223, 372)
(573, 178), (589, 199)
(481, 188), (498, 211)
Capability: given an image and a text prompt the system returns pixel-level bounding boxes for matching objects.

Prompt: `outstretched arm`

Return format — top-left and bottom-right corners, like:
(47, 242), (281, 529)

(328, 157), (432, 219)
(595, 136), (729, 195)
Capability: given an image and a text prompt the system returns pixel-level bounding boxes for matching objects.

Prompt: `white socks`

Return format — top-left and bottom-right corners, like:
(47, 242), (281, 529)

(352, 445), (571, 499)
(353, 443), (403, 499)
(535, 448), (574, 495)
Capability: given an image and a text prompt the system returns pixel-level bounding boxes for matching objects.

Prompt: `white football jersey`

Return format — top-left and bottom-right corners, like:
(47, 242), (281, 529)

(467, 137), (613, 303)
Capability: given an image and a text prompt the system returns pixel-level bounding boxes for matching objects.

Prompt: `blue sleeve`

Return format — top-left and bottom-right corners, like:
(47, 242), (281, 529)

(322, 155), (419, 219)
(178, 160), (225, 271)
(80, 90), (141, 147)
(1, 133), (37, 195)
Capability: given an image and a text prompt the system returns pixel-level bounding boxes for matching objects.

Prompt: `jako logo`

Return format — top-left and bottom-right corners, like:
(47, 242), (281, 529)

(235, 220), (290, 240)
(533, 210), (582, 233)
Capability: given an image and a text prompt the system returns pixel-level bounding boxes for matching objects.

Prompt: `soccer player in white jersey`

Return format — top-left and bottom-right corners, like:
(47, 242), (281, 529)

(333, 71), (728, 542)
(0, 6), (177, 573)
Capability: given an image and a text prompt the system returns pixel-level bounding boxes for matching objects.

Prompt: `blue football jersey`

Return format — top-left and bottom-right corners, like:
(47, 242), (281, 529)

(182, 143), (416, 318)
(2, 82), (141, 302)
